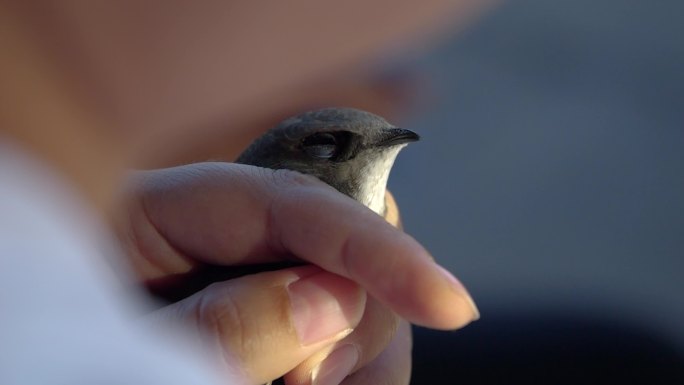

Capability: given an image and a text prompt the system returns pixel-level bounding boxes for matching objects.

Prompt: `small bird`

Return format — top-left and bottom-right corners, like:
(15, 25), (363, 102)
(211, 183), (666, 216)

(152, 108), (417, 303)
(238, 107), (419, 385)
(237, 107), (419, 219)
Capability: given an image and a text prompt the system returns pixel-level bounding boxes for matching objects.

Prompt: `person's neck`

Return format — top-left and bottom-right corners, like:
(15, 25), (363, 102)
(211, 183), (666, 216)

(0, 6), (125, 214)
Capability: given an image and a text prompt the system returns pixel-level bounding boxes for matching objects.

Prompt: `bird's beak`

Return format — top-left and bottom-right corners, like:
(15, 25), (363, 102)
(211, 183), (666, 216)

(376, 128), (420, 147)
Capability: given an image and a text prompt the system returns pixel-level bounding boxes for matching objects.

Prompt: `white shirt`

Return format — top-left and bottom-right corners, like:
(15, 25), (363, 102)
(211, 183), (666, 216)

(0, 140), (232, 385)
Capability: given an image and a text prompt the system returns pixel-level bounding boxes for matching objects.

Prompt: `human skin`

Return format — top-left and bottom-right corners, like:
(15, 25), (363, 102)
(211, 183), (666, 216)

(0, 1), (492, 383)
(120, 164), (478, 383)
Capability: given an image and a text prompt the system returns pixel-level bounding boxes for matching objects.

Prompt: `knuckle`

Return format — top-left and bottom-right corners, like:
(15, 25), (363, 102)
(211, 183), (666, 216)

(343, 300), (400, 370)
(373, 305), (401, 351)
(197, 283), (250, 365)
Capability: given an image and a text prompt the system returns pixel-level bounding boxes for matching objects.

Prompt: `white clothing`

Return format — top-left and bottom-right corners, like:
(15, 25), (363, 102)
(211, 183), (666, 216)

(0, 140), (232, 385)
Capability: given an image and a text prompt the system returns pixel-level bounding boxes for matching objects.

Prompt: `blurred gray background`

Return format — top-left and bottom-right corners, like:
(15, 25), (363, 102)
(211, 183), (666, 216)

(390, 0), (684, 352)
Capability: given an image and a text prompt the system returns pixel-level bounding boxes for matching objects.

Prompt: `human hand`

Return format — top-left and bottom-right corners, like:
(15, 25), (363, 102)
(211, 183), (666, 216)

(116, 162), (478, 384)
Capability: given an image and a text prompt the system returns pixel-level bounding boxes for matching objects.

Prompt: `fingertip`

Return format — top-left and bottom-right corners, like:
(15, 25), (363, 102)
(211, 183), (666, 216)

(345, 231), (479, 330)
(269, 183), (479, 330)
(433, 263), (480, 322)
(403, 262), (480, 330)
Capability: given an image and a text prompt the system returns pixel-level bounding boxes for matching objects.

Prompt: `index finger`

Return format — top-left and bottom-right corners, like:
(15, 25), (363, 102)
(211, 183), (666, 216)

(130, 163), (479, 329)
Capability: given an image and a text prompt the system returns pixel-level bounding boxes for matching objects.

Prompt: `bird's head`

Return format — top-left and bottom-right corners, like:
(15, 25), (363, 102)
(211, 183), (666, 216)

(237, 107), (419, 214)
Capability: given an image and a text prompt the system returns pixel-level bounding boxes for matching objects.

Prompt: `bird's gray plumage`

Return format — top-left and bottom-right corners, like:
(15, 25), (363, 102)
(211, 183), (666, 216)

(237, 107), (419, 215)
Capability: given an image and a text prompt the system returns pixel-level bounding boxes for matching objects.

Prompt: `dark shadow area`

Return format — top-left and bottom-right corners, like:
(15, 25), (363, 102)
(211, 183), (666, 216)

(412, 311), (684, 384)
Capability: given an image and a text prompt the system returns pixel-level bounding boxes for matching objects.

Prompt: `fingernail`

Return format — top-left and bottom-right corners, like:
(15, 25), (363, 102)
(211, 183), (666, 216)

(287, 271), (365, 346)
(435, 264), (480, 321)
(312, 344), (359, 385)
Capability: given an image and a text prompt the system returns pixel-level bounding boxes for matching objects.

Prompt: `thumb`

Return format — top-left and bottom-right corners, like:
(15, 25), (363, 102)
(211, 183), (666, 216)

(146, 266), (366, 384)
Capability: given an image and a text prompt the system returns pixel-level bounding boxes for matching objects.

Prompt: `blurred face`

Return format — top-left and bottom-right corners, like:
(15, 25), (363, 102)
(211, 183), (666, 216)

(1, 0), (497, 211)
(11, 1), (490, 155)
(8, 0), (492, 166)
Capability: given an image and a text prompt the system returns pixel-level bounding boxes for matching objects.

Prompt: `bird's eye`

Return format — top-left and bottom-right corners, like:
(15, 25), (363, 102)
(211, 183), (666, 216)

(302, 132), (337, 159)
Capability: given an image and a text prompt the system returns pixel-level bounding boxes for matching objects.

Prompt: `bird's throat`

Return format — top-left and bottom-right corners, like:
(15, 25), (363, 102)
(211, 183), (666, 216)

(354, 146), (404, 215)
